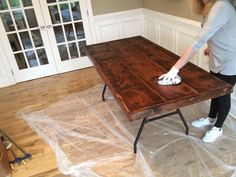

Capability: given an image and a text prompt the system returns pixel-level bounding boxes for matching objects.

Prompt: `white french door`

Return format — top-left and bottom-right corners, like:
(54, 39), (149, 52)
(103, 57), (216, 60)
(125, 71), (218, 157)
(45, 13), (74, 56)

(0, 0), (92, 82)
(40, 0), (92, 73)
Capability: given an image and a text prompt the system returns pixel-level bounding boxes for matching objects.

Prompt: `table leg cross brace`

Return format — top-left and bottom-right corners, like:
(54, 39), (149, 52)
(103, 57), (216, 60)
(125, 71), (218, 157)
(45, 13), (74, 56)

(101, 84), (189, 153)
(134, 109), (189, 153)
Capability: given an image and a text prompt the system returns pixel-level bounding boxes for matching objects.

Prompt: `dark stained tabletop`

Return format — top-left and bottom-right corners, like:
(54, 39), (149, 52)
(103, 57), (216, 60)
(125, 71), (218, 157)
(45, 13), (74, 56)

(85, 36), (233, 121)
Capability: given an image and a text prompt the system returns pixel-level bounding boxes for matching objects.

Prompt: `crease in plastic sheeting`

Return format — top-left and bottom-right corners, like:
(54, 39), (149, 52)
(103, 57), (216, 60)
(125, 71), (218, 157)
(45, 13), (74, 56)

(18, 85), (155, 177)
(18, 84), (236, 177)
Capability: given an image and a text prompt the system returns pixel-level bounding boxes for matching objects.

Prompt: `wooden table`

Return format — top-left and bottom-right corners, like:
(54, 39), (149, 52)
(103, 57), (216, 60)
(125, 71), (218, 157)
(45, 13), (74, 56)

(85, 36), (232, 153)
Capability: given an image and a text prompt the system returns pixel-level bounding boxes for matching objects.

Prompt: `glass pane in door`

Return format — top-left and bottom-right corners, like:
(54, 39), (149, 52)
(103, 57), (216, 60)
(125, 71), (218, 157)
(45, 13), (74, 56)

(14, 53), (27, 69)
(48, 5), (60, 24)
(47, 0), (87, 62)
(0, 0), (51, 70)
(68, 42), (78, 59)
(7, 33), (21, 51)
(71, 2), (81, 21)
(13, 10), (27, 30)
(0, 0), (8, 10)
(53, 25), (64, 43)
(25, 9), (38, 28)
(31, 30), (43, 47)
(9, 0), (21, 9)
(60, 3), (71, 22)
(75, 22), (84, 39)
(0, 12), (15, 31)
(37, 49), (49, 65)
(22, 0), (32, 7)
(58, 44), (69, 61)
(65, 23), (75, 41)
(20, 31), (33, 49)
(26, 50), (38, 67)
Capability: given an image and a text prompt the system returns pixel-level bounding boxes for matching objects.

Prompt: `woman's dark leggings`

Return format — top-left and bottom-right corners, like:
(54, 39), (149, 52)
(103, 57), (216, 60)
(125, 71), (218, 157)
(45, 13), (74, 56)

(208, 72), (236, 128)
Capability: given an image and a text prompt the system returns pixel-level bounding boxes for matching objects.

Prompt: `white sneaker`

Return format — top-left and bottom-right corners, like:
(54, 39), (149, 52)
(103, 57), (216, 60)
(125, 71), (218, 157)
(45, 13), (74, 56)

(202, 126), (223, 143)
(191, 117), (216, 128)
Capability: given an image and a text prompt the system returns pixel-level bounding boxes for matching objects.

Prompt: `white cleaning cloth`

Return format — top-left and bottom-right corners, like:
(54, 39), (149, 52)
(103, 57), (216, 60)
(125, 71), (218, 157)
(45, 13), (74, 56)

(157, 74), (182, 85)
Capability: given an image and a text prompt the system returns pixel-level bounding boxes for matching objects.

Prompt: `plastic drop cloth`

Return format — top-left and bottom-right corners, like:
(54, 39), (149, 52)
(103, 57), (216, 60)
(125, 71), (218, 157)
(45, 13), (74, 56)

(18, 85), (236, 177)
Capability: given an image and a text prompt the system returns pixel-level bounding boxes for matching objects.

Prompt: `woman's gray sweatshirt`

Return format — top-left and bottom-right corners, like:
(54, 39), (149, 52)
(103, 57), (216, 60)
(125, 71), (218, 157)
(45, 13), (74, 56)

(192, 0), (236, 75)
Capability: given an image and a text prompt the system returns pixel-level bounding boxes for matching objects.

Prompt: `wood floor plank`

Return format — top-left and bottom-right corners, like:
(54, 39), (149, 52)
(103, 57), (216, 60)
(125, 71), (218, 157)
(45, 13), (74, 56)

(0, 67), (102, 177)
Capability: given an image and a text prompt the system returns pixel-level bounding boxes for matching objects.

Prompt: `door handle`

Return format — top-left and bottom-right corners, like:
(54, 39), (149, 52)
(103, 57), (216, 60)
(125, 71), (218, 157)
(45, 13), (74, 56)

(40, 26), (45, 30)
(47, 25), (52, 29)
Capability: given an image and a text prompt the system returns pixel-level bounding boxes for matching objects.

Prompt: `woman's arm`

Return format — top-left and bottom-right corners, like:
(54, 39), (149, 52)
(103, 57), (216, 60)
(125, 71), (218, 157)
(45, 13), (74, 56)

(158, 1), (230, 85)
(173, 46), (196, 70)
(174, 1), (230, 70)
(157, 47), (196, 85)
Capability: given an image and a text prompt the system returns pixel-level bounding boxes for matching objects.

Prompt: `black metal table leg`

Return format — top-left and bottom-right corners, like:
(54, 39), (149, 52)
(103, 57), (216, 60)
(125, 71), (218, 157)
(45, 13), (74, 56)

(177, 108), (189, 135)
(134, 118), (147, 153)
(102, 84), (107, 102)
(99, 84), (189, 153)
(133, 109), (189, 153)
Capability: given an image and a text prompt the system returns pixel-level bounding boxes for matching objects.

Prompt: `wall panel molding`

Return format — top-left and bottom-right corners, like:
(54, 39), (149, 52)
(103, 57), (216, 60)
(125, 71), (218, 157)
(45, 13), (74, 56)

(93, 9), (144, 43)
(143, 9), (205, 68)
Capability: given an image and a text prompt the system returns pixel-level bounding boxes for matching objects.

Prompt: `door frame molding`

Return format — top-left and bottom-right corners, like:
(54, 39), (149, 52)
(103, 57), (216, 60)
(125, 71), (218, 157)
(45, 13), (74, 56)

(85, 0), (97, 44)
(0, 41), (16, 87)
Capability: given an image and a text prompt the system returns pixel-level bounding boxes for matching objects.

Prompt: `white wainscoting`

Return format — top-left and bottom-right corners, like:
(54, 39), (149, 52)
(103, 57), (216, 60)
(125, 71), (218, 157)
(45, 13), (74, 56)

(93, 9), (144, 43)
(143, 9), (210, 71)
(93, 9), (209, 70)
(230, 88), (236, 118)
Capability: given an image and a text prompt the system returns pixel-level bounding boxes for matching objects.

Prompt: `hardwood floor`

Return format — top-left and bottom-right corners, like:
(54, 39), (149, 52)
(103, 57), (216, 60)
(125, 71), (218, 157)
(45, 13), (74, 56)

(0, 67), (102, 177)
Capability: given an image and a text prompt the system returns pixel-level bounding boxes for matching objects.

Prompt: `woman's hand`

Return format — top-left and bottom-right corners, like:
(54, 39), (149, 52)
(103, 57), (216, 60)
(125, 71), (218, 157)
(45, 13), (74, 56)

(158, 67), (180, 85)
(204, 47), (209, 56)
(157, 46), (196, 85)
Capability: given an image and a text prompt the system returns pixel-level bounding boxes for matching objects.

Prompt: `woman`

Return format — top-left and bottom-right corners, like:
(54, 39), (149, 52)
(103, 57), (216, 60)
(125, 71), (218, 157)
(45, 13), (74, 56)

(158, 0), (236, 142)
